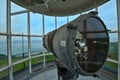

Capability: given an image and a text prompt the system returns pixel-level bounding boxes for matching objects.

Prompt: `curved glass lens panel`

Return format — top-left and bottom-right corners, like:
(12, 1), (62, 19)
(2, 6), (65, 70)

(77, 17), (109, 73)
(87, 17), (105, 31)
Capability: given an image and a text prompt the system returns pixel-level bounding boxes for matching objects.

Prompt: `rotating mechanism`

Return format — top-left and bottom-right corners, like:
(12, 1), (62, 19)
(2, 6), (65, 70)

(43, 12), (109, 78)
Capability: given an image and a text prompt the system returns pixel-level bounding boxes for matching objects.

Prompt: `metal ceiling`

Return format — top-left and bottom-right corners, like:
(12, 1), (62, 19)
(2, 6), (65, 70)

(11, 0), (109, 16)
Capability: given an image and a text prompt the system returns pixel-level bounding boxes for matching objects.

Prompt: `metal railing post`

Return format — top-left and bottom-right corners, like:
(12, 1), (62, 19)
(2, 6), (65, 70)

(55, 16), (57, 29)
(42, 14), (46, 68)
(7, 0), (13, 80)
(27, 12), (32, 73)
(116, 0), (120, 80)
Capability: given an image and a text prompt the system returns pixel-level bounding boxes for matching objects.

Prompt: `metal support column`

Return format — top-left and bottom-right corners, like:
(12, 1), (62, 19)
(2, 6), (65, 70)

(55, 16), (57, 29)
(22, 34), (25, 68)
(7, 0), (13, 80)
(27, 12), (32, 73)
(67, 16), (69, 23)
(42, 14), (46, 68)
(95, 7), (98, 12)
(94, 1), (98, 12)
(116, 0), (120, 80)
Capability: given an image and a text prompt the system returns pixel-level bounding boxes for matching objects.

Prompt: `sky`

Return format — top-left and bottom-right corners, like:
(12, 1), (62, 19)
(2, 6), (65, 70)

(0, 0), (118, 42)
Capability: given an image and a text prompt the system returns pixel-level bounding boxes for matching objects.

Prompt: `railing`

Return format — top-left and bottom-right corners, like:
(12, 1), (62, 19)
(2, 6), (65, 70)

(0, 51), (53, 73)
(98, 58), (118, 80)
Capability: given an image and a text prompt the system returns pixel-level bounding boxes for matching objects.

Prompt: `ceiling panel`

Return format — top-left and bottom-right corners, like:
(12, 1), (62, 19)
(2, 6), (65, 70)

(11, 0), (109, 16)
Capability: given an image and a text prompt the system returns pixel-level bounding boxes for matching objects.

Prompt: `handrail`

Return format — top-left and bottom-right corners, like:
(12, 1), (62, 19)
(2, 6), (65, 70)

(0, 52), (53, 72)
(107, 58), (118, 64)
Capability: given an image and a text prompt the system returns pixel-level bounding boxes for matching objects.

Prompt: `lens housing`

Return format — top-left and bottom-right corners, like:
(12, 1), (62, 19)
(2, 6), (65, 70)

(43, 12), (109, 76)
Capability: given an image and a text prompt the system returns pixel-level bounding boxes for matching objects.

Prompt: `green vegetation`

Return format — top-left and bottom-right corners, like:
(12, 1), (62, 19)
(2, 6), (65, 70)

(0, 53), (55, 79)
(13, 54), (55, 73)
(45, 54), (55, 61)
(0, 54), (8, 68)
(103, 61), (118, 74)
(0, 54), (7, 60)
(13, 61), (29, 73)
(0, 42), (118, 79)
(102, 42), (118, 75)
(31, 54), (55, 65)
(31, 56), (44, 65)
(105, 61), (117, 69)
(108, 42), (118, 60)
(0, 69), (8, 79)
(0, 60), (8, 68)
(12, 57), (23, 63)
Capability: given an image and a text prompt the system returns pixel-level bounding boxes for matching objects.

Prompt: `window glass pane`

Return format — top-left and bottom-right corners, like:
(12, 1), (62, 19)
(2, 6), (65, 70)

(45, 16), (55, 34)
(69, 14), (80, 22)
(11, 2), (26, 13)
(99, 0), (117, 31)
(0, 0), (6, 33)
(45, 54), (55, 62)
(31, 37), (43, 56)
(109, 33), (118, 42)
(0, 69), (9, 80)
(11, 13), (27, 35)
(102, 61), (118, 80)
(108, 33), (118, 60)
(57, 16), (67, 28)
(101, 33), (118, 80)
(12, 36), (28, 62)
(13, 60), (29, 80)
(87, 18), (106, 31)
(0, 36), (7, 68)
(31, 56), (44, 71)
(30, 12), (42, 35)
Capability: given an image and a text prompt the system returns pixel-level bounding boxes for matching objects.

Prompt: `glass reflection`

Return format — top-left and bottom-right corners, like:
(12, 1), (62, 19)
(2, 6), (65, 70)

(77, 17), (109, 73)
(87, 18), (105, 31)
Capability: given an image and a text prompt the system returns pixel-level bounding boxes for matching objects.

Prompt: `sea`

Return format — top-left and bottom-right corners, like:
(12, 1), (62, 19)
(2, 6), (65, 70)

(0, 40), (118, 59)
(0, 40), (44, 56)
